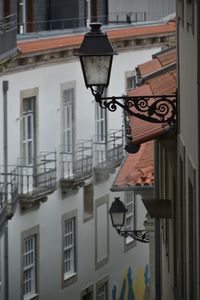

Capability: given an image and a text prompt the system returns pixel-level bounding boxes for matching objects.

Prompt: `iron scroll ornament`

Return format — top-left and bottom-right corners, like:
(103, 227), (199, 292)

(91, 88), (177, 126)
(116, 227), (149, 243)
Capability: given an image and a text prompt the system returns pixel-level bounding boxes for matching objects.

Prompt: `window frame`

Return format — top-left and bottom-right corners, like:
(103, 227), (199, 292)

(61, 82), (76, 177)
(125, 70), (137, 92)
(61, 209), (78, 288)
(62, 88), (74, 154)
(95, 102), (107, 144)
(21, 225), (39, 300)
(96, 276), (109, 300)
(83, 182), (94, 222)
(20, 88), (38, 166)
(124, 191), (137, 251)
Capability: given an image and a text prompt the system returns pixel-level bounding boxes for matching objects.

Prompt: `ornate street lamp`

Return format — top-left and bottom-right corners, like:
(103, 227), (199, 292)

(109, 197), (149, 243)
(77, 22), (116, 97)
(77, 23), (177, 125)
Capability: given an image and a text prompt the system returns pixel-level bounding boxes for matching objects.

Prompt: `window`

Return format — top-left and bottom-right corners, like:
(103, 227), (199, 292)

(84, 183), (94, 221)
(22, 97), (35, 165)
(124, 191), (136, 246)
(21, 226), (39, 300)
(96, 103), (106, 143)
(62, 210), (77, 287)
(23, 236), (36, 298)
(125, 70), (137, 91)
(61, 84), (75, 178)
(64, 218), (75, 277)
(96, 277), (108, 300)
(63, 89), (74, 153)
(95, 100), (107, 164)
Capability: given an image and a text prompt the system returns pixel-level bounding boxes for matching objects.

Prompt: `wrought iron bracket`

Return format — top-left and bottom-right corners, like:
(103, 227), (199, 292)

(91, 87), (177, 125)
(116, 227), (149, 243)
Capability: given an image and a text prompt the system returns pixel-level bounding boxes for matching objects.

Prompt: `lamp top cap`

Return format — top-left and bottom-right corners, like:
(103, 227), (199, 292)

(88, 23), (103, 35)
(110, 197), (127, 213)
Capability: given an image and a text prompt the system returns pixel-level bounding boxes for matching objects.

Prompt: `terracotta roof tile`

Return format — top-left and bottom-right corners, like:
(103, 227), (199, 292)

(147, 72), (176, 95)
(112, 47), (176, 191)
(108, 23), (175, 41)
(138, 58), (162, 78)
(112, 141), (154, 189)
(127, 84), (171, 144)
(138, 48), (176, 78)
(17, 23), (176, 55)
(156, 48), (176, 67)
(127, 50), (176, 144)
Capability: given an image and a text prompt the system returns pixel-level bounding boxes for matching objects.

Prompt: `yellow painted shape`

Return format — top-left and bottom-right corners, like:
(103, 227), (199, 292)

(133, 267), (145, 300)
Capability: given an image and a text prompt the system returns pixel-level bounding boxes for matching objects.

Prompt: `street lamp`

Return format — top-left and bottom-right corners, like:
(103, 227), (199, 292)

(77, 22), (116, 97)
(109, 197), (149, 243)
(77, 23), (177, 125)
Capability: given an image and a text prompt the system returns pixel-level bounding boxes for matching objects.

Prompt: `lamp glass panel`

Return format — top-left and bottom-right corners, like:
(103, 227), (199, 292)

(111, 212), (125, 227)
(82, 56), (111, 86)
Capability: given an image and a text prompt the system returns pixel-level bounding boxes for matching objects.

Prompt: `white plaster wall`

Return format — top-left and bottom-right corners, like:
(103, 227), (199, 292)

(178, 3), (199, 299)
(179, 28), (198, 166)
(0, 44), (160, 299)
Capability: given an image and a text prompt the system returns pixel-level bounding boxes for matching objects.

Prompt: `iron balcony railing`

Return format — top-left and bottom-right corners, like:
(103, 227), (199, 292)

(94, 129), (124, 170)
(0, 14), (17, 60)
(0, 166), (18, 222)
(17, 12), (148, 35)
(18, 16), (87, 34)
(60, 140), (93, 181)
(17, 152), (56, 196)
(109, 12), (147, 24)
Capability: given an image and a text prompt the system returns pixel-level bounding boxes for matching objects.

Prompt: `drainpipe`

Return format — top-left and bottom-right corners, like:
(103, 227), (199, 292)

(154, 140), (161, 300)
(3, 80), (9, 300)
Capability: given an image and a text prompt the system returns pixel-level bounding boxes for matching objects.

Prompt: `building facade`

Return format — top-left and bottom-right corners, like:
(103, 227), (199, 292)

(0, 23), (175, 300)
(124, 1), (200, 299)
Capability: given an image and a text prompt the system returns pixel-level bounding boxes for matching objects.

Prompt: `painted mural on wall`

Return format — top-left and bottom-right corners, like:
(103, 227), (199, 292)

(112, 265), (150, 300)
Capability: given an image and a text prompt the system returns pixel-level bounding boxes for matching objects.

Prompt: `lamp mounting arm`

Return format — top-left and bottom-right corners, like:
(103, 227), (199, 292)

(116, 227), (149, 243)
(91, 88), (177, 125)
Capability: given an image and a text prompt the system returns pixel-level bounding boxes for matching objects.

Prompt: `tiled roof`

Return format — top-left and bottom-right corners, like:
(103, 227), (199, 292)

(111, 48), (176, 191)
(17, 23), (176, 55)
(138, 48), (176, 78)
(111, 141), (154, 190)
(128, 48), (176, 145)
(147, 71), (176, 95)
(156, 48), (176, 67)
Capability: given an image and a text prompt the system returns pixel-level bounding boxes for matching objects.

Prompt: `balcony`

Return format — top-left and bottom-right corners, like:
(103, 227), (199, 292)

(0, 14), (17, 63)
(0, 166), (18, 231)
(17, 152), (57, 210)
(94, 129), (124, 181)
(60, 140), (93, 193)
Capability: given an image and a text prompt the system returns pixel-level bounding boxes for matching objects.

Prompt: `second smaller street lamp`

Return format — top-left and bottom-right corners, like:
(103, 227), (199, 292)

(109, 197), (149, 243)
